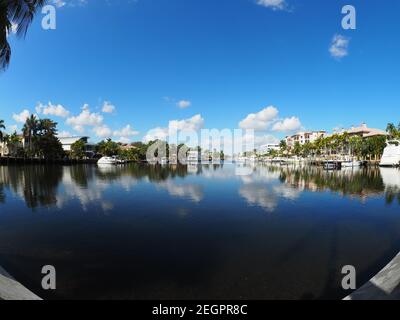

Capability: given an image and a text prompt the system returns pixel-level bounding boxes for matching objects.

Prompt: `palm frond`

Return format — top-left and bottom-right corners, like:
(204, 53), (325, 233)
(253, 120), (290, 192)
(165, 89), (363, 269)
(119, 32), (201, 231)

(0, 0), (47, 71)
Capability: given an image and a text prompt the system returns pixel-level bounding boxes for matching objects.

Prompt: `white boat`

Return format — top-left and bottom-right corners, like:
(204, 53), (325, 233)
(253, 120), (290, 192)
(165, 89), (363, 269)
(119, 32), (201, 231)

(341, 160), (362, 168)
(97, 156), (118, 165)
(380, 140), (400, 167)
(98, 156), (126, 165)
(160, 157), (169, 165)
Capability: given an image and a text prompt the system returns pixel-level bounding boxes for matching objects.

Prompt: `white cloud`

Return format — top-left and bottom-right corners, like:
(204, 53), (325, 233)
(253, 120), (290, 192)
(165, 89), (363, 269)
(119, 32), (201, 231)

(51, 0), (66, 7)
(93, 125), (112, 138)
(143, 114), (205, 143)
(113, 124), (139, 137)
(177, 100), (191, 109)
(329, 34), (350, 59)
(113, 124), (139, 143)
(57, 131), (72, 138)
(12, 110), (30, 123)
(116, 137), (131, 144)
(241, 132), (280, 152)
(272, 116), (302, 132)
(239, 106), (279, 131)
(102, 101), (116, 113)
(66, 104), (103, 133)
(143, 127), (169, 143)
(50, 0), (88, 8)
(169, 114), (204, 132)
(73, 125), (85, 133)
(256, 0), (287, 11)
(157, 181), (203, 203)
(36, 102), (70, 118)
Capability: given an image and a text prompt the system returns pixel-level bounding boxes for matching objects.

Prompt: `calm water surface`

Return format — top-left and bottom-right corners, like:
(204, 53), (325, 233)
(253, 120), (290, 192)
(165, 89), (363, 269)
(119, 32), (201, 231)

(1, 163), (400, 300)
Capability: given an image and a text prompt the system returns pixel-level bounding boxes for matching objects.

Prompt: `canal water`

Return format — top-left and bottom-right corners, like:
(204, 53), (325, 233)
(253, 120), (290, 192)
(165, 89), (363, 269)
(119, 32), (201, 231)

(0, 163), (400, 300)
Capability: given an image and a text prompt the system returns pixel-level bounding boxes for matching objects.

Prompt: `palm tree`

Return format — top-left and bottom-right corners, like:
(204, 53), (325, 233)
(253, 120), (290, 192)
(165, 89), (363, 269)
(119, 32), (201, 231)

(1, 0), (47, 71)
(386, 123), (398, 139)
(4, 131), (21, 156)
(22, 114), (38, 155)
(38, 118), (57, 136)
(279, 140), (287, 156)
(0, 119), (5, 142)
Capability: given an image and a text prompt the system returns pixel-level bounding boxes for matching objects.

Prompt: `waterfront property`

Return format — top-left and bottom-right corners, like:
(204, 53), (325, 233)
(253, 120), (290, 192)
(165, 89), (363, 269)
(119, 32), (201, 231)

(0, 134), (23, 157)
(286, 130), (326, 147)
(57, 136), (91, 152)
(259, 144), (280, 154)
(342, 123), (388, 138)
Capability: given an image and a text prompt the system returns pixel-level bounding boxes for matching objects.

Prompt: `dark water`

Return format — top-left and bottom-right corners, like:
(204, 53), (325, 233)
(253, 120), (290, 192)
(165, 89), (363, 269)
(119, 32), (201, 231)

(1, 163), (400, 300)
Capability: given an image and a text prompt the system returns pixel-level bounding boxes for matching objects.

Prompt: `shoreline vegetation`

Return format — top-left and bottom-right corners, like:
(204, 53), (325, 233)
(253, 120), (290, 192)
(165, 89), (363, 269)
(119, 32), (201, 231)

(1, 117), (400, 166)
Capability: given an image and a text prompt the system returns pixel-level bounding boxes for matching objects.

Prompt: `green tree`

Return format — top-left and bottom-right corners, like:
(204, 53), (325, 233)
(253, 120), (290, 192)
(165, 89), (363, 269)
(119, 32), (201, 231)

(293, 142), (302, 156)
(37, 118), (58, 136)
(71, 139), (86, 159)
(301, 142), (313, 157)
(5, 131), (22, 156)
(386, 123), (398, 139)
(1, 1), (47, 71)
(22, 117), (63, 159)
(97, 139), (121, 156)
(349, 136), (363, 159)
(279, 140), (288, 156)
(22, 114), (39, 156)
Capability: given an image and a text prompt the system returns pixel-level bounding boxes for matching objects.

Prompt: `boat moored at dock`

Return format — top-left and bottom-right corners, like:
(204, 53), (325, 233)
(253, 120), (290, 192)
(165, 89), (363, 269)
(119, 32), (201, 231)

(380, 140), (400, 167)
(97, 156), (127, 165)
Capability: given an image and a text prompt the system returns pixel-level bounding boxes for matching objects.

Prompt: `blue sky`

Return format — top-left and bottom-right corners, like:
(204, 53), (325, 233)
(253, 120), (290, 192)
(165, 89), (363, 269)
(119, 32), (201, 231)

(1, 0), (400, 144)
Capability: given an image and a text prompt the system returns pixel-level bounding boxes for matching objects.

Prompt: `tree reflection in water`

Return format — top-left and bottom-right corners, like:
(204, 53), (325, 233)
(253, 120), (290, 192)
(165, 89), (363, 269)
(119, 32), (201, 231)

(0, 164), (399, 210)
(277, 166), (386, 199)
(0, 165), (63, 209)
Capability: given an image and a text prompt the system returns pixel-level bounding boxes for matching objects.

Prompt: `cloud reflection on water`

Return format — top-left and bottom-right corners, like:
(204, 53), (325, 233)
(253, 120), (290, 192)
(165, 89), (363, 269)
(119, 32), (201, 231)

(0, 164), (400, 213)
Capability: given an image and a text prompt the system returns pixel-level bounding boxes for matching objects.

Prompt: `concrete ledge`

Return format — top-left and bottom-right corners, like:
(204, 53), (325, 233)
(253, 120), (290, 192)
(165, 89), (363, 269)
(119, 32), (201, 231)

(345, 252), (400, 300)
(0, 266), (41, 300)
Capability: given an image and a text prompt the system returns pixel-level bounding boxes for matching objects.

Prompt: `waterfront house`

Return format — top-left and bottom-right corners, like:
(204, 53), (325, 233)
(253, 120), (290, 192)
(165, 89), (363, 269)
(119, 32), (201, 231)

(342, 123), (387, 138)
(285, 131), (326, 148)
(259, 144), (280, 154)
(57, 136), (92, 152)
(0, 135), (24, 157)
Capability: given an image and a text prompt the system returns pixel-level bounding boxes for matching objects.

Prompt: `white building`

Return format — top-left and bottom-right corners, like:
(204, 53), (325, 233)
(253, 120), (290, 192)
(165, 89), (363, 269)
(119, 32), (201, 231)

(57, 136), (90, 152)
(259, 144), (280, 154)
(286, 131), (326, 148)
